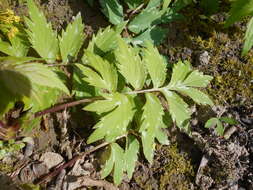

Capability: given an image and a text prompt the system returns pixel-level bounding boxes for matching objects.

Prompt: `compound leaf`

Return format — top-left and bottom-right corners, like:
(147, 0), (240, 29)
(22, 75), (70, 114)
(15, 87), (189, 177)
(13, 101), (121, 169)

(205, 118), (224, 136)
(169, 60), (191, 87)
(0, 33), (29, 57)
(59, 13), (85, 63)
(143, 41), (167, 88)
(176, 87), (213, 106)
(86, 25), (124, 56)
(78, 52), (118, 92)
(85, 93), (135, 143)
(140, 93), (168, 163)
(225, 0), (253, 27)
(131, 26), (168, 45)
(99, 0), (124, 25)
(101, 137), (139, 185)
(84, 93), (121, 114)
(13, 63), (69, 94)
(125, 136), (139, 179)
(182, 70), (213, 88)
(167, 61), (213, 105)
(162, 89), (191, 127)
(205, 117), (219, 129)
(115, 38), (146, 90)
(25, 0), (59, 63)
(163, 61), (213, 126)
(101, 143), (125, 185)
(128, 7), (162, 34)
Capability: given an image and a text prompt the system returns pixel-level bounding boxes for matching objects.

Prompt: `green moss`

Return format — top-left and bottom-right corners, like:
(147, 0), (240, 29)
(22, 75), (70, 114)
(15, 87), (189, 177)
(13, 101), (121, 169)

(0, 163), (13, 173)
(177, 5), (253, 106)
(191, 29), (253, 106)
(159, 144), (194, 190)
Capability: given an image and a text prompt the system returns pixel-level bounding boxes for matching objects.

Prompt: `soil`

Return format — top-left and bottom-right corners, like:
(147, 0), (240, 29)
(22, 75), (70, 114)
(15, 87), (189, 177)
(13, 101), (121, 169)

(0, 1), (252, 190)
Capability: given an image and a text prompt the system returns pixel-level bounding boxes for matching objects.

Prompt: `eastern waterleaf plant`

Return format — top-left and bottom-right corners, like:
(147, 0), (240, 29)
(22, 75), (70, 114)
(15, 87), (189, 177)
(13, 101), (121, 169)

(76, 37), (213, 184)
(0, 0), (214, 186)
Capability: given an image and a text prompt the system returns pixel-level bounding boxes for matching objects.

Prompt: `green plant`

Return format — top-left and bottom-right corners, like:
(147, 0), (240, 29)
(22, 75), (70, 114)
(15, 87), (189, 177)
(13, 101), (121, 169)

(205, 117), (238, 137)
(225, 0), (253, 55)
(0, 0), (81, 128)
(181, 0), (253, 56)
(87, 0), (192, 45)
(77, 38), (213, 184)
(0, 139), (25, 159)
(0, 0), (214, 185)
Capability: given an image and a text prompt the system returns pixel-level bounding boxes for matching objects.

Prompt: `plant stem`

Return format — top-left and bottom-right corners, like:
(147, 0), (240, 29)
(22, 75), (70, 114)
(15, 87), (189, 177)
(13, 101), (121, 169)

(125, 88), (163, 94)
(34, 97), (102, 118)
(34, 88), (163, 117)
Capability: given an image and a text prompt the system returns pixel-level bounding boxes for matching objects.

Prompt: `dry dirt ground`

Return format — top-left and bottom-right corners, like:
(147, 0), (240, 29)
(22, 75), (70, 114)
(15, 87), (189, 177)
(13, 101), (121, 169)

(0, 0), (252, 190)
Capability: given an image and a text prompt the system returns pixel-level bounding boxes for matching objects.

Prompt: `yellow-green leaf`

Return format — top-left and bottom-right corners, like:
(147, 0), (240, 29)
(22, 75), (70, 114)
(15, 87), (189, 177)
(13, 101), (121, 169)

(87, 93), (135, 143)
(140, 93), (168, 163)
(59, 13), (85, 63)
(25, 0), (59, 63)
(143, 41), (167, 88)
(78, 52), (118, 92)
(162, 89), (191, 127)
(115, 38), (146, 90)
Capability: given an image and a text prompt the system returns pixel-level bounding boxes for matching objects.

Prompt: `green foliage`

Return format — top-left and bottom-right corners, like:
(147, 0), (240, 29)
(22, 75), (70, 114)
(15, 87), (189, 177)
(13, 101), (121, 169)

(205, 117), (238, 137)
(0, 0), (86, 122)
(143, 41), (166, 88)
(243, 17), (253, 55)
(200, 0), (219, 15)
(94, 0), (192, 45)
(0, 139), (25, 159)
(84, 93), (136, 143)
(225, 0), (253, 27)
(99, 0), (124, 25)
(86, 25), (124, 56)
(225, 0), (253, 55)
(0, 32), (29, 57)
(80, 36), (213, 184)
(0, 1), (214, 186)
(131, 26), (168, 45)
(115, 38), (146, 90)
(0, 57), (69, 115)
(101, 136), (139, 185)
(77, 56), (117, 93)
(19, 183), (41, 190)
(128, 1), (165, 34)
(124, 0), (143, 9)
(25, 0), (59, 63)
(140, 93), (169, 163)
(59, 13), (85, 63)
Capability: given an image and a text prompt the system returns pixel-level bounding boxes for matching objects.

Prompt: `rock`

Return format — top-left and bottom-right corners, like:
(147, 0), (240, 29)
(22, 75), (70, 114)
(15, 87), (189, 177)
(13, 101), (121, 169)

(199, 51), (210, 65)
(39, 152), (64, 169)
